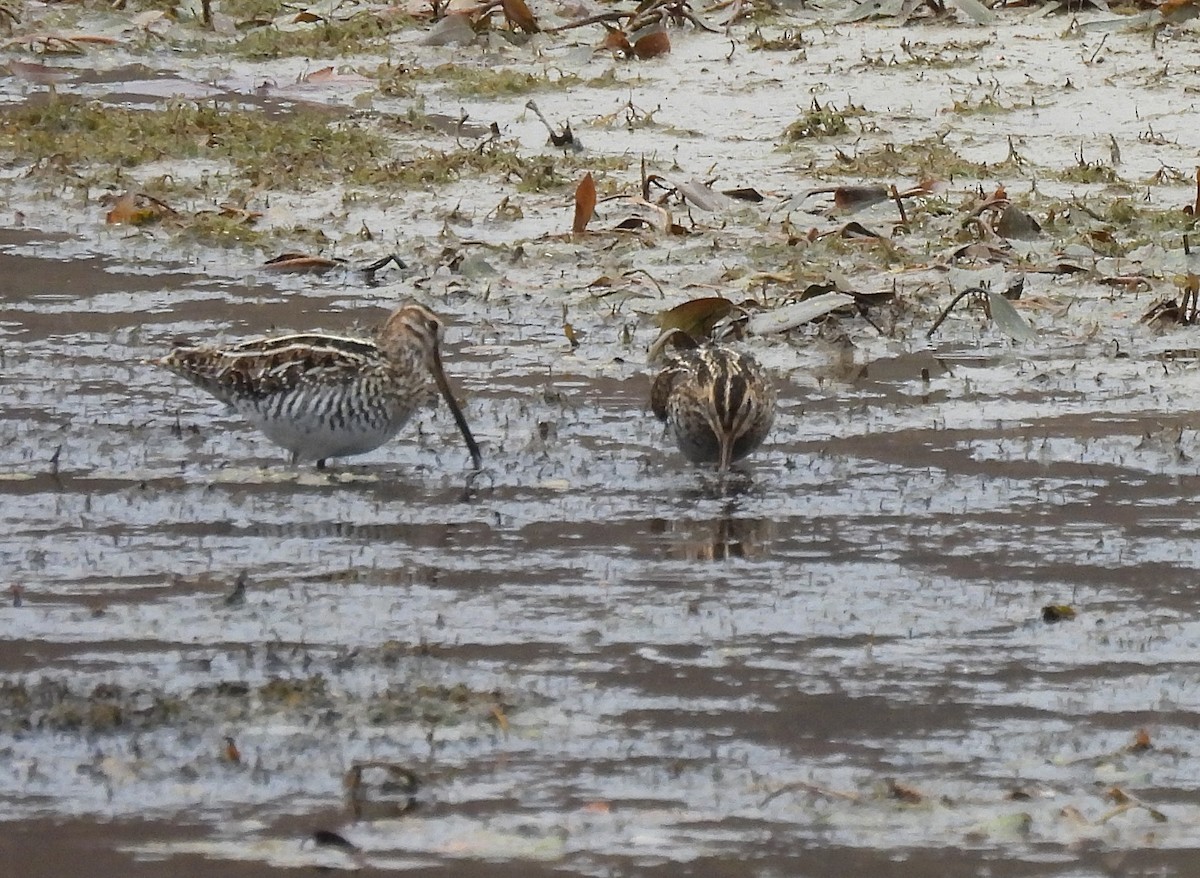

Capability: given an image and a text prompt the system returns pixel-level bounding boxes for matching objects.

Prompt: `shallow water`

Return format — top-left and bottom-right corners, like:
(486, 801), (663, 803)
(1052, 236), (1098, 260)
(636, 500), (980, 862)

(5, 227), (1200, 876)
(6, 5), (1200, 875)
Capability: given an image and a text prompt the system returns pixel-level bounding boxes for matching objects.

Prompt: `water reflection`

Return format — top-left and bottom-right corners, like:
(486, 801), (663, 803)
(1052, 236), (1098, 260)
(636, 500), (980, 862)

(650, 502), (775, 561)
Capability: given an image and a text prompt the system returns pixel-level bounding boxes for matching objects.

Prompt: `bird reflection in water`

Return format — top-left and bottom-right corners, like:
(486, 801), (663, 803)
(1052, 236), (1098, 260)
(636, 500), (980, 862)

(650, 499), (774, 561)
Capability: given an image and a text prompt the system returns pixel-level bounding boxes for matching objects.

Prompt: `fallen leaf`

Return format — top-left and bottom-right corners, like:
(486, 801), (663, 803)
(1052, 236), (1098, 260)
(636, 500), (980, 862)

(312, 829), (358, 851)
(657, 297), (736, 337)
(722, 187), (764, 202)
(1127, 728), (1152, 752)
(421, 12), (476, 46)
(105, 191), (173, 226)
(833, 185), (890, 211)
(600, 29), (632, 54)
(884, 778), (924, 804)
(216, 204), (263, 224)
(674, 178), (732, 212)
(745, 292), (856, 336)
(302, 65), (337, 82)
(986, 291), (1038, 342)
(501, 0), (540, 33)
(621, 198), (674, 234)
(1041, 604), (1076, 623)
(573, 172), (596, 234)
(948, 0), (998, 24)
(632, 29), (670, 59)
(1106, 787), (1132, 805)
(262, 253), (344, 273)
(839, 220), (884, 239)
(994, 204), (1042, 240)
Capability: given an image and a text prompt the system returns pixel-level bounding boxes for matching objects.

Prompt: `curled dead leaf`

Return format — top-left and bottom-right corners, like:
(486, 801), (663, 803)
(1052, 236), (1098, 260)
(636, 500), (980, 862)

(833, 185), (890, 211)
(657, 297), (737, 338)
(573, 171), (596, 234)
(262, 253), (345, 273)
(302, 65), (337, 82)
(632, 29), (670, 59)
(1127, 728), (1152, 752)
(722, 187), (764, 203)
(1041, 604), (1076, 623)
(884, 778), (924, 804)
(600, 29), (632, 55)
(993, 204), (1042, 240)
(501, 0), (540, 33)
(104, 191), (175, 226)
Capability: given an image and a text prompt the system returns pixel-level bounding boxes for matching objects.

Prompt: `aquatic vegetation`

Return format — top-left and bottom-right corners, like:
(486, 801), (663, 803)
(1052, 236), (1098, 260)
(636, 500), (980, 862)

(378, 62), (586, 99)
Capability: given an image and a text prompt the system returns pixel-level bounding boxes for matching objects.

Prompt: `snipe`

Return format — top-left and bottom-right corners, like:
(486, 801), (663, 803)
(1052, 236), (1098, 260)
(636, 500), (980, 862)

(153, 303), (482, 470)
(651, 343), (776, 472)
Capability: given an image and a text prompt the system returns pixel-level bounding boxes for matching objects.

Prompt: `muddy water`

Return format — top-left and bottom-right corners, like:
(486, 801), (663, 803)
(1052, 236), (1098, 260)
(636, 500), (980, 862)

(4, 222), (1200, 878)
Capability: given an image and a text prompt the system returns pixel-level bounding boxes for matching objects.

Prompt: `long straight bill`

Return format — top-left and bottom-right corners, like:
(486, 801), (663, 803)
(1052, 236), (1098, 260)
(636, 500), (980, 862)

(428, 349), (483, 470)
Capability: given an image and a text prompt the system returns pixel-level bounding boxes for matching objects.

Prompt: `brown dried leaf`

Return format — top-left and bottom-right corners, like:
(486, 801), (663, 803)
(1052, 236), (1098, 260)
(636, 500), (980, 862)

(1161, 0), (1200, 23)
(501, 0), (540, 33)
(1106, 786), (1132, 805)
(657, 297), (736, 337)
(839, 221), (884, 239)
(622, 197), (673, 234)
(632, 29), (670, 59)
(573, 171), (596, 234)
(722, 187), (764, 203)
(884, 778), (924, 804)
(1041, 604), (1076, 623)
(302, 65), (337, 82)
(105, 191), (170, 226)
(217, 205), (263, 224)
(600, 29), (632, 55)
(994, 204), (1042, 240)
(832, 185), (889, 211)
(262, 253), (344, 273)
(1127, 728), (1153, 752)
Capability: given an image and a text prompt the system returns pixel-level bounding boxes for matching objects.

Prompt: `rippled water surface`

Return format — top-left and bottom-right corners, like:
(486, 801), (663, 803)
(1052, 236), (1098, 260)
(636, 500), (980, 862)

(5, 226), (1200, 876)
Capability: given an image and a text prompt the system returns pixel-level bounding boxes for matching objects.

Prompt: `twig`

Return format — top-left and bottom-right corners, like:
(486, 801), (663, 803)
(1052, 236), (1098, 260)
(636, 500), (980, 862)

(545, 10), (629, 31)
(927, 285), (987, 338)
(890, 184), (907, 226)
(759, 779), (863, 807)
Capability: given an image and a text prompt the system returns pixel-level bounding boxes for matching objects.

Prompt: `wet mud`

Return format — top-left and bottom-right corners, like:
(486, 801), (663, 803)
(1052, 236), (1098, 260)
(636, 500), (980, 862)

(5, 5), (1200, 876)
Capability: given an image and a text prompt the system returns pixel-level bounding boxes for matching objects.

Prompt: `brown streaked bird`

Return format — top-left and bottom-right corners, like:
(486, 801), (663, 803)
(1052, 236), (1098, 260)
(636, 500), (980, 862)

(651, 344), (776, 472)
(152, 303), (482, 471)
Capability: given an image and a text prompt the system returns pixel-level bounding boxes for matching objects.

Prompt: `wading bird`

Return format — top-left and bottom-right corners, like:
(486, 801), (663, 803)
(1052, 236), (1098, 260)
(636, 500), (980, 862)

(651, 342), (776, 472)
(153, 303), (482, 471)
